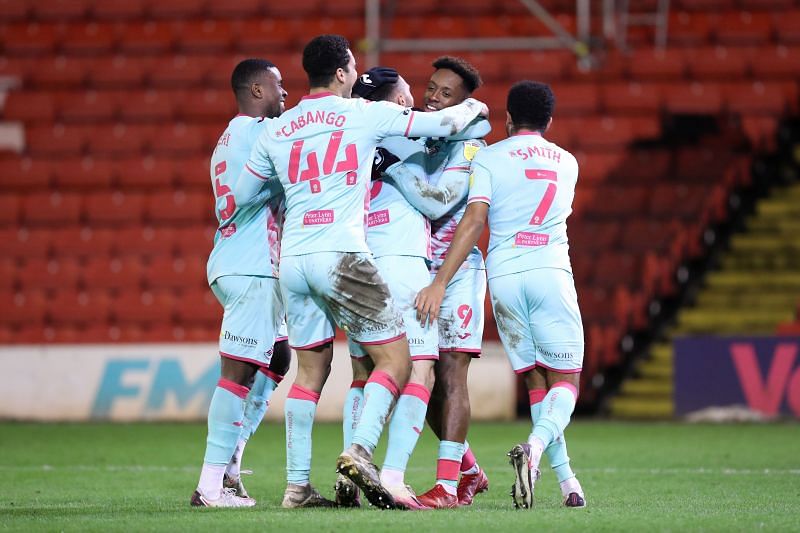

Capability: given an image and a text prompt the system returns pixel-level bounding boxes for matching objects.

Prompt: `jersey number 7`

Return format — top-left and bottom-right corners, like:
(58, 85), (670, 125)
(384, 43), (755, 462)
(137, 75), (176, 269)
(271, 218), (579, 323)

(525, 168), (558, 225)
(288, 130), (359, 193)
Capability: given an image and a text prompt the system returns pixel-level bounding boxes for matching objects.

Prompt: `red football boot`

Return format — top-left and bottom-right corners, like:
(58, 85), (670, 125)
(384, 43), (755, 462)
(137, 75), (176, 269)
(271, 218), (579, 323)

(457, 467), (489, 506)
(416, 484), (458, 509)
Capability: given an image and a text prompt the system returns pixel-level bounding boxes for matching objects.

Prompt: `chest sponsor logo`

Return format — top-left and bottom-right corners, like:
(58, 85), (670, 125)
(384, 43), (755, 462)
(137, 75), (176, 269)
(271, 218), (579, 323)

(303, 209), (334, 226)
(514, 232), (549, 247)
(367, 209), (390, 227)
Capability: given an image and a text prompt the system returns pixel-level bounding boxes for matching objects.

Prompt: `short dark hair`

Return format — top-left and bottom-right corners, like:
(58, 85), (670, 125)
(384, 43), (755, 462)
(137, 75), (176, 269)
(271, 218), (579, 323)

(302, 34), (352, 88)
(507, 80), (555, 132)
(231, 58), (276, 99)
(352, 66), (399, 102)
(432, 56), (482, 94)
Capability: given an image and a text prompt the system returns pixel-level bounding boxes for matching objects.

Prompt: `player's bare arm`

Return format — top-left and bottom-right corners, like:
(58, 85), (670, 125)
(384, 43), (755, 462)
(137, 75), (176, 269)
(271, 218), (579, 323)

(415, 201), (488, 326)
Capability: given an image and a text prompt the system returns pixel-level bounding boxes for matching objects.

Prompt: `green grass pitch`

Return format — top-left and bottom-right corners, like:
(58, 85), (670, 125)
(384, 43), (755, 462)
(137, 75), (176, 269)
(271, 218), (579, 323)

(1, 421), (798, 531)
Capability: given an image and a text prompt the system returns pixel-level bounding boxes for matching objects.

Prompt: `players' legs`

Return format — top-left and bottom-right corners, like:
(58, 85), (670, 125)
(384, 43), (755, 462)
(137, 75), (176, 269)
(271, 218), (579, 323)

(381, 359), (435, 488)
(526, 367), (584, 505)
(344, 343), (374, 451)
(193, 276), (276, 507)
(227, 340), (291, 490)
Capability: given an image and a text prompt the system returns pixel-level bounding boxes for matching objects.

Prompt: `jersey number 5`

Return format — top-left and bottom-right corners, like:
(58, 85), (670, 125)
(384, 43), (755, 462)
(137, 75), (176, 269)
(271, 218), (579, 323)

(525, 169), (558, 225)
(214, 160), (235, 222)
(288, 130), (359, 193)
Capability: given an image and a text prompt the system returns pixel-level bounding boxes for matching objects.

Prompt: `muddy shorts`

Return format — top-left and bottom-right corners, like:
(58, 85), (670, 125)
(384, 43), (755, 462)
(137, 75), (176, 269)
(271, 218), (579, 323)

(436, 267), (486, 355)
(280, 252), (406, 349)
(349, 255), (439, 361)
(488, 268), (584, 374)
(210, 275), (285, 367)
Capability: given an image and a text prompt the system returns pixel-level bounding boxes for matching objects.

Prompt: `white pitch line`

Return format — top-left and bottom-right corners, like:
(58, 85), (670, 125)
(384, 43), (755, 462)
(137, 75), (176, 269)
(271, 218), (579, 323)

(0, 465), (798, 475)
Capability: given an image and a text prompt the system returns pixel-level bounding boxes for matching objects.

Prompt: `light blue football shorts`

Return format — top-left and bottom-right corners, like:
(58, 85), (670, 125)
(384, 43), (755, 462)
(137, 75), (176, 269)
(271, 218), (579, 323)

(349, 255), (439, 361)
(488, 267), (584, 374)
(280, 252), (406, 349)
(436, 266), (486, 355)
(211, 275), (285, 367)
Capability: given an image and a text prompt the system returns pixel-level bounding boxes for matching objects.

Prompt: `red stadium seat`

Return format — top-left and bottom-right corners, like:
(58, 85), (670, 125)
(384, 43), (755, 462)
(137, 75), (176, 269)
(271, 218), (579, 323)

(148, 124), (207, 156)
(82, 256), (144, 289)
(114, 226), (177, 257)
(569, 220), (621, 253)
(84, 192), (146, 225)
(267, 0), (321, 17)
(0, 196), (21, 226)
(668, 11), (714, 46)
(174, 20), (234, 54)
(118, 90), (177, 123)
(607, 149), (672, 184)
(149, 0), (208, 19)
(715, 11), (774, 45)
(0, 290), (47, 326)
(92, 0), (147, 20)
(550, 83), (600, 115)
(114, 289), (175, 325)
(773, 10), (800, 43)
(234, 19), (297, 54)
(60, 22), (117, 55)
(146, 191), (211, 225)
(3, 91), (56, 123)
(4, 227), (52, 259)
(0, 257), (16, 291)
(627, 48), (688, 80)
(175, 289), (221, 326)
(27, 56), (89, 88)
(51, 227), (116, 258)
(149, 54), (218, 87)
(52, 157), (115, 190)
(725, 81), (798, 115)
(686, 46), (750, 80)
(32, 0), (91, 20)
(146, 255), (208, 290)
(180, 90), (236, 122)
(573, 151), (623, 184)
(585, 185), (650, 219)
(118, 21), (175, 54)
(674, 147), (733, 182)
(87, 56), (151, 88)
(0, 157), (52, 191)
(502, 50), (572, 83)
(0, 1), (30, 21)
(22, 192), (82, 225)
(592, 252), (642, 290)
(750, 45), (800, 79)
(174, 225), (215, 256)
(87, 124), (152, 156)
(58, 90), (119, 123)
(173, 156), (211, 190)
(17, 257), (82, 291)
(2, 23), (60, 55)
(601, 82), (664, 115)
(25, 125), (86, 157)
(207, 0), (263, 18)
(663, 81), (724, 114)
(117, 155), (176, 190)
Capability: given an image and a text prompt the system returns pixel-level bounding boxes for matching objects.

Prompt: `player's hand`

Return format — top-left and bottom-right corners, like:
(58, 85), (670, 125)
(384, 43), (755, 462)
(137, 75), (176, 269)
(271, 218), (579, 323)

(415, 282), (446, 328)
(372, 147), (400, 180)
(464, 97), (490, 118)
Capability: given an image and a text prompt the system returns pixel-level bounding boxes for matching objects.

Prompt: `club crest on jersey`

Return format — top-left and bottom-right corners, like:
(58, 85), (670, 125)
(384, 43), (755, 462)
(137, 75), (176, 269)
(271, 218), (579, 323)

(463, 141), (481, 161)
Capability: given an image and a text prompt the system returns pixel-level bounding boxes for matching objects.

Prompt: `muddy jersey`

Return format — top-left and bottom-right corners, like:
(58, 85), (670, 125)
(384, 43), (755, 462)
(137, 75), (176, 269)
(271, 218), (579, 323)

(366, 136), (430, 260)
(207, 115), (284, 284)
(239, 93), (485, 258)
(467, 132), (578, 280)
(387, 137), (486, 272)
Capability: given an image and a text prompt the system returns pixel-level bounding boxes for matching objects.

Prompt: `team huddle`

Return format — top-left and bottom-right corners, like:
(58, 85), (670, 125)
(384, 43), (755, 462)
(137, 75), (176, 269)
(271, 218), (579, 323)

(192, 34), (586, 511)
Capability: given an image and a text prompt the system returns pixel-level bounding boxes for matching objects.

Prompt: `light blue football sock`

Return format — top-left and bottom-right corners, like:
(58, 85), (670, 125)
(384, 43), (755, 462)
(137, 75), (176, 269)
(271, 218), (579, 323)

(382, 383), (430, 474)
(342, 381), (365, 451)
(351, 371), (399, 454)
(530, 383), (577, 450)
(204, 380), (248, 465)
(242, 371), (279, 440)
(531, 397), (576, 483)
(436, 440), (465, 488)
(285, 385), (320, 485)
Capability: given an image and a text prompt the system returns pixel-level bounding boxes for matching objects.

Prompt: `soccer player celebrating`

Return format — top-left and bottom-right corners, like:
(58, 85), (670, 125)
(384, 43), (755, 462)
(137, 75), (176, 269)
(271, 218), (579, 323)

(191, 59), (291, 508)
(380, 57), (490, 508)
(233, 35), (488, 509)
(415, 81), (587, 509)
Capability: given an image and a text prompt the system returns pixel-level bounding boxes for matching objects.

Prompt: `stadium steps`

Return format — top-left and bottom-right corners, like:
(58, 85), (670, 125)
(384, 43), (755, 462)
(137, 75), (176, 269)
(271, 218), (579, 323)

(611, 182), (800, 419)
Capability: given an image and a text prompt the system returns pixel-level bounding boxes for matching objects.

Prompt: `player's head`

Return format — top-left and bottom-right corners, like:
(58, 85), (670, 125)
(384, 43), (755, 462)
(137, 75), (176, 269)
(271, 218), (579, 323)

(231, 59), (287, 118)
(302, 34), (357, 97)
(424, 55), (482, 111)
(506, 80), (555, 136)
(352, 66), (414, 107)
